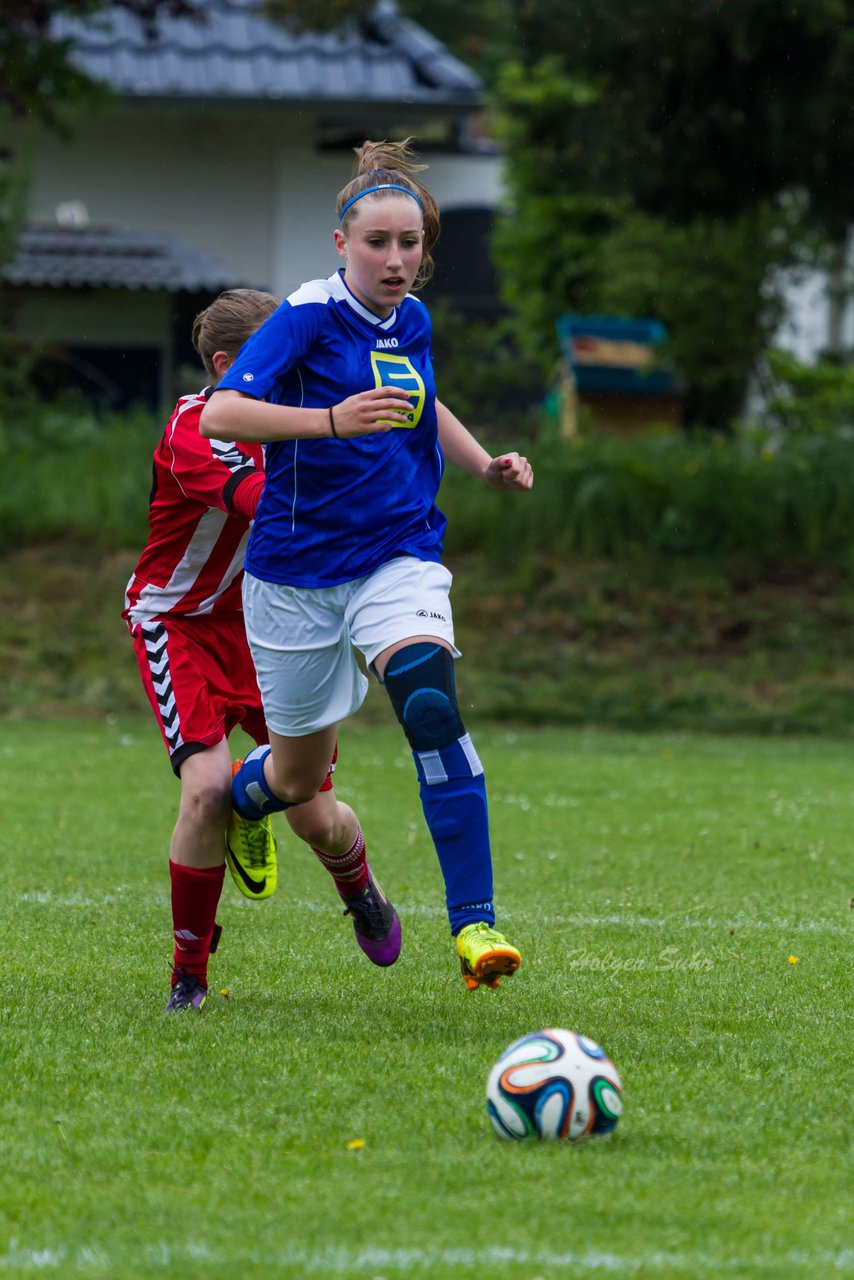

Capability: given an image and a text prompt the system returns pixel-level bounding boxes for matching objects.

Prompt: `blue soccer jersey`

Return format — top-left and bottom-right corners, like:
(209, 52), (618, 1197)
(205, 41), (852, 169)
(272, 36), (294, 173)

(214, 270), (446, 588)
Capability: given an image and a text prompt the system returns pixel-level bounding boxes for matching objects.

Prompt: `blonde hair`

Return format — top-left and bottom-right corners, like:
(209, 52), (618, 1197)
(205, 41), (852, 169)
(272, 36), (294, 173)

(336, 138), (440, 289)
(192, 288), (278, 380)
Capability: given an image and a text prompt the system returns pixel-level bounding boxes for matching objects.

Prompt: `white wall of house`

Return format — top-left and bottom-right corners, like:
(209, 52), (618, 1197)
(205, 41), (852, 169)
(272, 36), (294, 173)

(270, 146), (349, 296)
(26, 106), (281, 288)
(775, 269), (854, 363)
(428, 153), (505, 209)
(14, 106), (507, 409)
(270, 148), (505, 298)
(26, 108), (505, 303)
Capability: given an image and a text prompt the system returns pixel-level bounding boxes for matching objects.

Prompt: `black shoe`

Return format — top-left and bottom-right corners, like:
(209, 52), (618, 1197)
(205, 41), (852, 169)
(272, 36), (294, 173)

(341, 869), (401, 967)
(165, 970), (207, 1012)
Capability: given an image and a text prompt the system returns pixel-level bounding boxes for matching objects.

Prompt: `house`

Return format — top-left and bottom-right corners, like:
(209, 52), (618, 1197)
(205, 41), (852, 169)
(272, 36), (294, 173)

(4, 0), (503, 409)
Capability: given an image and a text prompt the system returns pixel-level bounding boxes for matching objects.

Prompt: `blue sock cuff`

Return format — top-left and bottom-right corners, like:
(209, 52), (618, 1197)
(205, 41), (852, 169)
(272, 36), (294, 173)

(232, 745), (292, 819)
(449, 902), (496, 934)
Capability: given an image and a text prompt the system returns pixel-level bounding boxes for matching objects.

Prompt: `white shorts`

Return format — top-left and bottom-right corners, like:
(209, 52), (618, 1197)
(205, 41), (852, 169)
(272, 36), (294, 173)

(243, 556), (459, 736)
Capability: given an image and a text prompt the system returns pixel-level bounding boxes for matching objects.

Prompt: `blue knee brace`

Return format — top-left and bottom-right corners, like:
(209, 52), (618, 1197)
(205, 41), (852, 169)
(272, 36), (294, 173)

(383, 642), (464, 751)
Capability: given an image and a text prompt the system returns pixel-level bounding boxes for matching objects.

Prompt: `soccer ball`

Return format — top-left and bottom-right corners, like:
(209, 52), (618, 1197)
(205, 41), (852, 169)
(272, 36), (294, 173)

(486, 1028), (622, 1141)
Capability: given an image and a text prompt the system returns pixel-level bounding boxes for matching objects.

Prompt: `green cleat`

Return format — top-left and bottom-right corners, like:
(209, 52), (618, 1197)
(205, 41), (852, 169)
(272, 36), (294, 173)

(225, 760), (278, 900)
(455, 922), (521, 991)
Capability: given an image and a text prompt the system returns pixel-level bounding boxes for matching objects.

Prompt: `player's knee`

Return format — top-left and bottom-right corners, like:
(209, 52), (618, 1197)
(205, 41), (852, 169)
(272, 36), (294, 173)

(182, 775), (232, 829)
(384, 642), (464, 751)
(287, 805), (336, 848)
(267, 761), (326, 807)
(402, 688), (460, 750)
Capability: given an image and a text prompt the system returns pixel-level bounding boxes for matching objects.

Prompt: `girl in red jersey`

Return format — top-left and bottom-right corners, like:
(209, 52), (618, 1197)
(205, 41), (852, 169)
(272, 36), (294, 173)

(125, 289), (400, 1010)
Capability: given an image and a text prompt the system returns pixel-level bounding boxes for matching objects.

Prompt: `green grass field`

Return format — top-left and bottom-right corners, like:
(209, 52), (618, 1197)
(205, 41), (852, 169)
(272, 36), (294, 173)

(1, 715), (851, 1279)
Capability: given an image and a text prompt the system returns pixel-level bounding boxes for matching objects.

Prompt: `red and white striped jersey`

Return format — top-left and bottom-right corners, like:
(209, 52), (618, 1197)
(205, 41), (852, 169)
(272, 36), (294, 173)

(123, 392), (264, 624)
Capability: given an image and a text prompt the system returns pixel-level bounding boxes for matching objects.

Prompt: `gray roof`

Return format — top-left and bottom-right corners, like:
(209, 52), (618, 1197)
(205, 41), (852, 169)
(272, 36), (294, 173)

(4, 225), (245, 292)
(51, 0), (482, 108)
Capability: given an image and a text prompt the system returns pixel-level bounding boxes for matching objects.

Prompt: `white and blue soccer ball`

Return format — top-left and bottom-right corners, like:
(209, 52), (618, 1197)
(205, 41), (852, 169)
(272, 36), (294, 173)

(486, 1028), (622, 1141)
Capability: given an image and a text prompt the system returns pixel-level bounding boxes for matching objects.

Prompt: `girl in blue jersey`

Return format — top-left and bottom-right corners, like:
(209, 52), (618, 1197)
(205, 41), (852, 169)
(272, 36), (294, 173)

(200, 139), (533, 989)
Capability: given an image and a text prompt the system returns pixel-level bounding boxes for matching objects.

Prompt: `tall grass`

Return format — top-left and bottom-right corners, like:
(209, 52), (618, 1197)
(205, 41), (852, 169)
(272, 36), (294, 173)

(0, 404), (156, 553)
(441, 427), (854, 570)
(5, 401), (854, 570)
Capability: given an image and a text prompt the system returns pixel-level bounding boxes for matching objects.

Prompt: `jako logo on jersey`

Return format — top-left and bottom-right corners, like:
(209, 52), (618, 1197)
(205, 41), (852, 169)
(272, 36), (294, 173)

(416, 609), (447, 622)
(242, 372), (255, 382)
(376, 337), (399, 349)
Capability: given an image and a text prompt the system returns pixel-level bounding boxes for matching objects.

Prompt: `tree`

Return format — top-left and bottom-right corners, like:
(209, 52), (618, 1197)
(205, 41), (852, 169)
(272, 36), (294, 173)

(491, 0), (854, 425)
(504, 0), (854, 240)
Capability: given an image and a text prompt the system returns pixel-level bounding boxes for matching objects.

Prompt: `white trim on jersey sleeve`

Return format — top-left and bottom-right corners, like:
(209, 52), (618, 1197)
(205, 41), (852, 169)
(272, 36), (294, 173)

(175, 392), (206, 411)
(285, 276), (340, 307)
(165, 393), (253, 488)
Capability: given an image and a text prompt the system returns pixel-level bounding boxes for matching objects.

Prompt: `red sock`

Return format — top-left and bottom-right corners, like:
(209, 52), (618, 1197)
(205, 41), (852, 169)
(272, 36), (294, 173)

(312, 827), (369, 898)
(169, 861), (225, 987)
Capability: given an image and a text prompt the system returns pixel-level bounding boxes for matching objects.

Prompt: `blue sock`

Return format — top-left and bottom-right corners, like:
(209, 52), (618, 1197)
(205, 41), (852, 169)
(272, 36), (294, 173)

(413, 733), (495, 935)
(232, 745), (293, 820)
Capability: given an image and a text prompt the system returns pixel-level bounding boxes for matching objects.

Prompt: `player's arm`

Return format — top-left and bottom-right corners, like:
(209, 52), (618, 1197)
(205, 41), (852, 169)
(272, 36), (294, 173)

(436, 399), (534, 492)
(200, 387), (414, 442)
(165, 410), (266, 518)
(226, 469), (263, 521)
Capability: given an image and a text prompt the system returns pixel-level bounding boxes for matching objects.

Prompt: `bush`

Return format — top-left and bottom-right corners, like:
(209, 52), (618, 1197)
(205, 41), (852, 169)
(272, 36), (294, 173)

(6, 398), (854, 575)
(760, 349), (854, 435)
(0, 401), (157, 553)
(440, 425), (854, 570)
(428, 300), (546, 434)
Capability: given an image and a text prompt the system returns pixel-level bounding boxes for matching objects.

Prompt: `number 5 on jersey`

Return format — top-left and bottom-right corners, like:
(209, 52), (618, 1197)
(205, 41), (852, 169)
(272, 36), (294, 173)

(370, 352), (425, 429)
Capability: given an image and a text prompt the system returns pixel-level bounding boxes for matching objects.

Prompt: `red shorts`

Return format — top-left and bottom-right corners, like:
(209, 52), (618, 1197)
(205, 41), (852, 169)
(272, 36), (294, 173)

(131, 612), (336, 789)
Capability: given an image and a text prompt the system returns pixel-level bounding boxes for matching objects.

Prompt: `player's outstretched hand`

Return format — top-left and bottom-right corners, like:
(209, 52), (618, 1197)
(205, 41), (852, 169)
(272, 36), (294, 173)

(332, 386), (413, 436)
(484, 451), (534, 492)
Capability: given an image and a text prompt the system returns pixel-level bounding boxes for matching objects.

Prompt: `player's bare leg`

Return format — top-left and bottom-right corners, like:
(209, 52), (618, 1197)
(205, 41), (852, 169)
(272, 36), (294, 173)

(231, 731), (401, 965)
(166, 742), (232, 1011)
(171, 740), (232, 868)
(286, 787), (400, 965)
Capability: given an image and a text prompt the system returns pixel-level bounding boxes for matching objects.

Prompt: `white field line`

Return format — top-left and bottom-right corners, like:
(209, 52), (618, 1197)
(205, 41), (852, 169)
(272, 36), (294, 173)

(0, 1241), (852, 1275)
(14, 891), (853, 936)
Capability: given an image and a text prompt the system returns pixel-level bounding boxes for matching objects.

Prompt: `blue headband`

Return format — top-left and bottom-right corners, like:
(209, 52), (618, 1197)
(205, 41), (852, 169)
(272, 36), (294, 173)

(339, 183), (423, 220)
